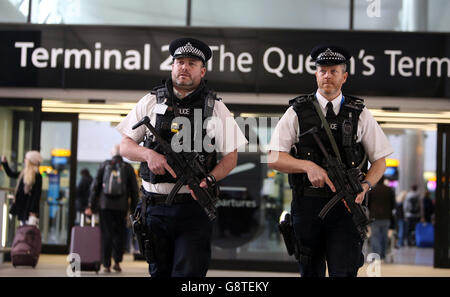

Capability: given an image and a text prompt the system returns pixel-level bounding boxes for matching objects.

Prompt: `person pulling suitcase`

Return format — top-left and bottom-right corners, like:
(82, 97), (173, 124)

(84, 144), (138, 273)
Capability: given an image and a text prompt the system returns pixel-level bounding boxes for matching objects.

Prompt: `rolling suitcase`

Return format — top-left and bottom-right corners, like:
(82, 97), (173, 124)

(69, 214), (101, 273)
(11, 224), (42, 268)
(415, 222), (434, 247)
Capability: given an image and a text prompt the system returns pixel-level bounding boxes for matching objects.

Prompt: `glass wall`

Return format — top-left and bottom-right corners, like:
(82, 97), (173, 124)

(354, 0), (450, 32)
(354, 0), (404, 31)
(0, 0), (29, 23)
(191, 0), (349, 29)
(1, 0), (448, 32)
(28, 0), (187, 26)
(427, 0), (450, 32)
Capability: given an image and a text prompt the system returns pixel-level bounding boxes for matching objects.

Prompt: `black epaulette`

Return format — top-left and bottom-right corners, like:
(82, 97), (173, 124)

(150, 85), (163, 94)
(150, 85), (169, 104)
(205, 89), (222, 102)
(289, 93), (315, 107)
(150, 80), (166, 94)
(203, 89), (221, 118)
(343, 94), (365, 112)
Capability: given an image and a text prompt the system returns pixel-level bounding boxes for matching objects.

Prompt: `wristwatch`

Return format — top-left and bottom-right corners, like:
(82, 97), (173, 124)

(206, 174), (217, 187)
(361, 180), (373, 191)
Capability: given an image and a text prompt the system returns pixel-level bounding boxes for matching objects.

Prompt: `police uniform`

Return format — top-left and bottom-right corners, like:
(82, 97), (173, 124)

(269, 45), (393, 277)
(116, 38), (247, 277)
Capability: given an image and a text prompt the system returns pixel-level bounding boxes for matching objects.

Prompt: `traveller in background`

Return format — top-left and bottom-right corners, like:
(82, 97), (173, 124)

(394, 190), (407, 248)
(403, 185), (421, 246)
(368, 176), (395, 259)
(85, 144), (139, 273)
(1, 151), (43, 226)
(75, 168), (93, 225)
(422, 190), (434, 224)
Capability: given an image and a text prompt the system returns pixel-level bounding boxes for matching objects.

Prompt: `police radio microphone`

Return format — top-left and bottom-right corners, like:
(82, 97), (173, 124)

(132, 116), (151, 130)
(342, 119), (353, 147)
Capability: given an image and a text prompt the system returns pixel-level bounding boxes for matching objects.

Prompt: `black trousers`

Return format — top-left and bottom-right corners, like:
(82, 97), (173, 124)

(291, 191), (365, 277)
(99, 209), (127, 268)
(405, 217), (420, 246)
(140, 198), (213, 277)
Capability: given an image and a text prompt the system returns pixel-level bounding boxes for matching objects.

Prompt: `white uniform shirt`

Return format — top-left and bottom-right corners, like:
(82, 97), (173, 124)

(268, 90), (393, 163)
(116, 92), (248, 194)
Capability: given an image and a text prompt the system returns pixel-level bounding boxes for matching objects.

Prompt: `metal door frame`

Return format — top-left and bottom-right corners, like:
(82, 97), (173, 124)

(0, 98), (41, 151)
(435, 123), (450, 268)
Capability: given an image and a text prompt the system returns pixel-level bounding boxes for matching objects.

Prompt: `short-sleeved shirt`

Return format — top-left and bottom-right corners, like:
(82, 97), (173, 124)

(268, 90), (393, 163)
(116, 91), (248, 194)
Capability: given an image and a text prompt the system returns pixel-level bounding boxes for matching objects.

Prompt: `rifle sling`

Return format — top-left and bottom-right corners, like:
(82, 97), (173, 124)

(358, 152), (368, 170)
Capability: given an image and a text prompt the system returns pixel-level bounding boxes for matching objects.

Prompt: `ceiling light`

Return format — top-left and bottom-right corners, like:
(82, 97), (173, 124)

(380, 123), (436, 131)
(78, 114), (125, 122)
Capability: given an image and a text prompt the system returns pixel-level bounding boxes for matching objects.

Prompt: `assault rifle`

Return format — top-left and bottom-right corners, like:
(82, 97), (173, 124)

(299, 126), (370, 240)
(132, 116), (219, 221)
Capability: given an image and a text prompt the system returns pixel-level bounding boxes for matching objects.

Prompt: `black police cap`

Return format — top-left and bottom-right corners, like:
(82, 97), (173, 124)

(169, 37), (212, 64)
(310, 45), (351, 66)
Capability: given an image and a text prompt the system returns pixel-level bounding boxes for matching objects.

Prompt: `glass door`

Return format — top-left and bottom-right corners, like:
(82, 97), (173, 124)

(40, 113), (78, 253)
(210, 107), (298, 271)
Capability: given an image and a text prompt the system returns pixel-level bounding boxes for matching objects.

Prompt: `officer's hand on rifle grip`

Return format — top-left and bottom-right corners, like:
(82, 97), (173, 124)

(146, 149), (177, 178)
(187, 179), (208, 201)
(306, 161), (336, 192)
(354, 183), (370, 204)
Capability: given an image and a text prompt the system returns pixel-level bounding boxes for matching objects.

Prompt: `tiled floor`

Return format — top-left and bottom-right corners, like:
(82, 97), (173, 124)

(0, 246), (449, 277)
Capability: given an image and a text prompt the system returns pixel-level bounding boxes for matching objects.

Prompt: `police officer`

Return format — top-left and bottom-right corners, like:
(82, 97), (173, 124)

(116, 37), (247, 277)
(268, 45), (393, 277)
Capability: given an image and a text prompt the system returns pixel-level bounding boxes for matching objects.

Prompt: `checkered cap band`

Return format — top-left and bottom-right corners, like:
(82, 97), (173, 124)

(174, 42), (206, 62)
(317, 48), (346, 62)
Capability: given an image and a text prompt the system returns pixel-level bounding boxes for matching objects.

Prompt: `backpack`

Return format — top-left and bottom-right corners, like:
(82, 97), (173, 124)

(407, 194), (420, 216)
(102, 160), (124, 198)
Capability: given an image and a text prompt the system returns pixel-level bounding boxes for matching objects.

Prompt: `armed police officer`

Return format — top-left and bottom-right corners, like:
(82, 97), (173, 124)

(117, 37), (247, 277)
(268, 45), (393, 277)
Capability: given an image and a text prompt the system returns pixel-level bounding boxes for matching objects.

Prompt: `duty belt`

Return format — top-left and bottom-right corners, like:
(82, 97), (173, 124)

(142, 188), (193, 206)
(302, 187), (333, 198)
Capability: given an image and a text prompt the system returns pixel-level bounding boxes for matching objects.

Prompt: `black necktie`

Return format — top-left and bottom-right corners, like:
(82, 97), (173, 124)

(326, 102), (336, 119)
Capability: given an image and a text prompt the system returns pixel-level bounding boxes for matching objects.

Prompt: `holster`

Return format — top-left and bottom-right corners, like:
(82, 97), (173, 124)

(278, 213), (311, 265)
(130, 208), (152, 264)
(143, 233), (159, 264)
(279, 213), (296, 256)
(130, 194), (171, 266)
(130, 195), (157, 264)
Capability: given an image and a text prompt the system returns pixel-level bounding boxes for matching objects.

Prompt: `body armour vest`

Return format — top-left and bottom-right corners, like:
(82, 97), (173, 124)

(288, 93), (368, 190)
(140, 79), (220, 184)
